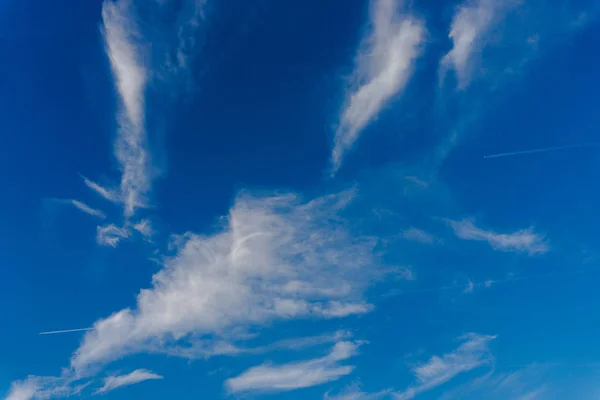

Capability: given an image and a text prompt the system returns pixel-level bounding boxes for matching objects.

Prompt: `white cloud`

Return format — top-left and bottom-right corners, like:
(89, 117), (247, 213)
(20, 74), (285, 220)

(133, 219), (153, 238)
(81, 176), (121, 204)
(94, 369), (162, 395)
(447, 219), (549, 255)
(70, 190), (380, 371)
(394, 333), (496, 400)
(4, 376), (88, 400)
(463, 280), (474, 293)
(55, 199), (106, 219)
(161, 330), (355, 359)
(401, 228), (439, 244)
(102, 0), (152, 217)
(331, 0), (425, 173)
(440, 0), (516, 88)
(439, 364), (549, 400)
(225, 341), (362, 394)
(96, 224), (130, 247)
(4, 379), (38, 400)
(325, 383), (391, 400)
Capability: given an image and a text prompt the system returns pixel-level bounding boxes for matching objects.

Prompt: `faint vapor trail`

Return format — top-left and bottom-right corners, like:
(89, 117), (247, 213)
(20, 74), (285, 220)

(39, 327), (94, 335)
(484, 142), (600, 159)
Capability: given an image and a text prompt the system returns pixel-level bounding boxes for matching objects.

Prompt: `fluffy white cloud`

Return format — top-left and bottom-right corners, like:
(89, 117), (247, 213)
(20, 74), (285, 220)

(96, 224), (130, 247)
(440, 0), (516, 88)
(71, 190), (380, 371)
(94, 369), (163, 394)
(447, 219), (549, 255)
(394, 333), (496, 400)
(102, 0), (151, 217)
(331, 0), (425, 173)
(225, 341), (363, 394)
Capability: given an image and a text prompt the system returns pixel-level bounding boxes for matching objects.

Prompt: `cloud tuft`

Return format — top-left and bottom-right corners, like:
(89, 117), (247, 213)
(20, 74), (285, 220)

(332, 0), (425, 173)
(94, 369), (162, 394)
(71, 190), (380, 371)
(447, 219), (548, 255)
(225, 341), (363, 394)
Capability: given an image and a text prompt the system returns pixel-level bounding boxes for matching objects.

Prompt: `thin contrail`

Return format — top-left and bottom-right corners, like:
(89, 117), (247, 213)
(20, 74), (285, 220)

(39, 327), (94, 335)
(484, 142), (600, 159)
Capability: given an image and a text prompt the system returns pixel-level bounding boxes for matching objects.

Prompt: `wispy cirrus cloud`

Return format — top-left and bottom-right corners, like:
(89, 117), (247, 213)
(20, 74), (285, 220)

(96, 224), (130, 247)
(447, 219), (549, 255)
(102, 0), (152, 218)
(331, 0), (425, 173)
(439, 364), (549, 400)
(69, 200), (106, 219)
(325, 383), (391, 400)
(81, 175), (121, 204)
(70, 190), (380, 371)
(393, 333), (496, 400)
(132, 218), (153, 239)
(225, 341), (363, 394)
(54, 198), (106, 219)
(94, 369), (163, 395)
(440, 0), (517, 89)
(401, 227), (440, 245)
(4, 376), (89, 400)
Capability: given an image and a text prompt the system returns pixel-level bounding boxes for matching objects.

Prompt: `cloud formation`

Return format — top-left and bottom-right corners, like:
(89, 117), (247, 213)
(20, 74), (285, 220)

(4, 376), (88, 400)
(440, 0), (516, 88)
(332, 0), (425, 173)
(447, 219), (549, 255)
(102, 0), (152, 217)
(70, 190), (380, 371)
(133, 218), (153, 238)
(325, 383), (391, 400)
(225, 341), (362, 394)
(96, 224), (130, 247)
(439, 364), (549, 400)
(94, 369), (163, 394)
(56, 199), (106, 219)
(401, 228), (439, 244)
(393, 333), (496, 400)
(82, 176), (121, 204)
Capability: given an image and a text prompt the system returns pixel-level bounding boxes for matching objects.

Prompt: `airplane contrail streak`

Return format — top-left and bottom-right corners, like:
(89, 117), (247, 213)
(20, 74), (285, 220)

(483, 142), (600, 159)
(39, 327), (94, 335)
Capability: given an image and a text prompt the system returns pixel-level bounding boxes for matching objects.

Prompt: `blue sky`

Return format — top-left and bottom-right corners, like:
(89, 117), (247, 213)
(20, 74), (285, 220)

(1, 0), (600, 399)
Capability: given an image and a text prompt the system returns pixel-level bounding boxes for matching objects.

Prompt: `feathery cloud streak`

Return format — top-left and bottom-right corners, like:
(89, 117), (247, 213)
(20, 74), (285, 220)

(96, 224), (130, 247)
(102, 0), (151, 217)
(447, 219), (549, 255)
(325, 383), (391, 400)
(225, 341), (362, 394)
(332, 0), (425, 173)
(439, 364), (549, 400)
(81, 175), (121, 204)
(4, 376), (88, 400)
(393, 333), (496, 400)
(69, 200), (106, 219)
(401, 227), (439, 244)
(94, 369), (163, 394)
(70, 190), (380, 371)
(55, 199), (106, 219)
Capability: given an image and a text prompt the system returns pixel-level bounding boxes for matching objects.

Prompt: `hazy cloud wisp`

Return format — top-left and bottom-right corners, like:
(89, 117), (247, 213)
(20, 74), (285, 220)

(332, 0), (425, 173)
